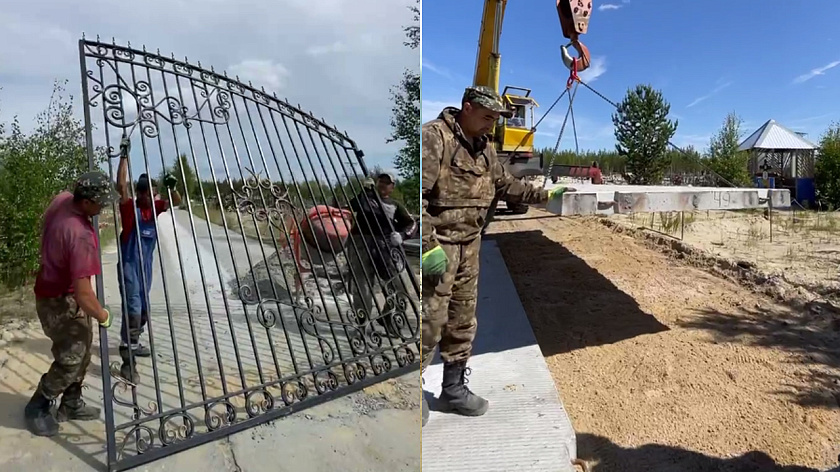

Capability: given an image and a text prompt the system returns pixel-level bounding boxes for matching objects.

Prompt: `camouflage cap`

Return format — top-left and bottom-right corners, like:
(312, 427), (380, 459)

(462, 85), (513, 118)
(74, 171), (119, 205)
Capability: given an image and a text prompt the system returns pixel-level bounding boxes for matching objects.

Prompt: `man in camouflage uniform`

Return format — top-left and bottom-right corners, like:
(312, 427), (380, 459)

(420, 86), (573, 426)
(26, 172), (116, 436)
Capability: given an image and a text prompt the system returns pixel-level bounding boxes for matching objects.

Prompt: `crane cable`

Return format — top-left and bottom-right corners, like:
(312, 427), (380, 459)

(511, 52), (740, 190)
(540, 60), (582, 189)
(575, 79), (739, 188)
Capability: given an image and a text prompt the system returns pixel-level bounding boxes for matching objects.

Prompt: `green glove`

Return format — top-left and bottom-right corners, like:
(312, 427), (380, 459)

(99, 308), (112, 329)
(163, 173), (178, 190)
(422, 246), (448, 276)
(548, 187), (568, 200)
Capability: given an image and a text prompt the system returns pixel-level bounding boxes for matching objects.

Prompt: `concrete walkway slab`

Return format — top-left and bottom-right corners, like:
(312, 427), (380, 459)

(421, 240), (577, 472)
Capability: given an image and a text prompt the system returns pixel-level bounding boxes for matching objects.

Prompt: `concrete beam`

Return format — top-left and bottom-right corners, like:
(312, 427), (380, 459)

(543, 183), (791, 216)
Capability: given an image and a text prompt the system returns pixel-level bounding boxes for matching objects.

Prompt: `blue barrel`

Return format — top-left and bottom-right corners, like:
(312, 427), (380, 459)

(754, 177), (775, 188)
(796, 178), (816, 207)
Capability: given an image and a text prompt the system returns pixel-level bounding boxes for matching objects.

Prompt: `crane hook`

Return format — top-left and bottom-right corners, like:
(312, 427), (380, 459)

(561, 40), (591, 73)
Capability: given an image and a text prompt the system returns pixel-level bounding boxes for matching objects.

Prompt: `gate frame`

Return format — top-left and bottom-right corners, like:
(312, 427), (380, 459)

(78, 37), (421, 472)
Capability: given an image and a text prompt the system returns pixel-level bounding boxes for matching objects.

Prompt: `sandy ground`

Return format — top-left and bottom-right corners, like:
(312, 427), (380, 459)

(486, 208), (840, 472)
(615, 209), (840, 300)
(0, 320), (421, 471)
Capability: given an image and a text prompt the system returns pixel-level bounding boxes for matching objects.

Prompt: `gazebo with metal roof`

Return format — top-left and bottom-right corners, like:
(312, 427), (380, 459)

(738, 119), (818, 179)
(738, 119), (818, 205)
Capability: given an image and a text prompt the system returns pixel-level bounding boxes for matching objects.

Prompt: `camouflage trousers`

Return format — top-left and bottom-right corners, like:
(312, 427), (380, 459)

(346, 234), (415, 320)
(421, 236), (482, 365)
(35, 295), (94, 400)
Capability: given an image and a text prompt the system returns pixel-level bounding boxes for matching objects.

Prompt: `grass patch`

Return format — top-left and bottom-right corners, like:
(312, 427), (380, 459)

(629, 211), (696, 236)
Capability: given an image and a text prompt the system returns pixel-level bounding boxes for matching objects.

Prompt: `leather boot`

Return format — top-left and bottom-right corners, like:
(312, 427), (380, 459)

(24, 387), (59, 437)
(56, 382), (100, 422)
(119, 346), (140, 383)
(439, 360), (488, 417)
(131, 344), (151, 357)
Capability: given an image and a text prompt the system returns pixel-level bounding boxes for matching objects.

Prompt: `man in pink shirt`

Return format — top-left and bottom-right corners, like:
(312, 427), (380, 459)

(25, 171), (116, 437)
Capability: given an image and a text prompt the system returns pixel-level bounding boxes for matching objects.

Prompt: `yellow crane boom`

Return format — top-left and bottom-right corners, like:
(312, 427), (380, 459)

(476, 0), (594, 222)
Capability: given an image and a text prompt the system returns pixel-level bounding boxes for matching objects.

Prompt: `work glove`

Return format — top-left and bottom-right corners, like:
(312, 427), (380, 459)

(119, 135), (130, 159)
(163, 173), (178, 190)
(547, 186), (576, 200)
(99, 308), (112, 329)
(389, 232), (403, 247)
(422, 246), (448, 286)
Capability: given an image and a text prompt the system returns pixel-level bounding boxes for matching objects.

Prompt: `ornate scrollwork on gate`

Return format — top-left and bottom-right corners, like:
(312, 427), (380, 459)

(81, 38), (420, 471)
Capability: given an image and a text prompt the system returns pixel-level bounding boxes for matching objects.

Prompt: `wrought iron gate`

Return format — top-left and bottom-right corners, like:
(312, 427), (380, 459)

(79, 37), (421, 471)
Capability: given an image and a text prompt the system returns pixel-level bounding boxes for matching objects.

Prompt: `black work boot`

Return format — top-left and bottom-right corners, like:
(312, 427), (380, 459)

(24, 387), (59, 437)
(131, 344), (151, 358)
(118, 346), (140, 383)
(56, 382), (100, 422)
(438, 361), (489, 417)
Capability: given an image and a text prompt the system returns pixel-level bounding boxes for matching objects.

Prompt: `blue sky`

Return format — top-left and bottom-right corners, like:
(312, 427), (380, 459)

(421, 0), (840, 153)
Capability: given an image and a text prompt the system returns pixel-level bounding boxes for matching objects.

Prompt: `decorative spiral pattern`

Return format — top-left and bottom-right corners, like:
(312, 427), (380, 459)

(111, 373), (158, 417)
(395, 346), (416, 367)
(159, 413), (195, 445)
(256, 301), (279, 329)
(371, 354), (392, 375)
(204, 400), (237, 431)
(296, 299), (338, 365)
(347, 325), (368, 355)
(245, 389), (275, 418)
(116, 425), (155, 459)
(314, 370), (339, 394)
(344, 363), (367, 385)
(281, 381), (309, 405)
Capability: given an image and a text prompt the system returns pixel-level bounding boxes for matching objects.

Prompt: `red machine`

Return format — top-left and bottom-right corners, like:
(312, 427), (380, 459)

(550, 164), (603, 185)
(298, 205), (352, 252)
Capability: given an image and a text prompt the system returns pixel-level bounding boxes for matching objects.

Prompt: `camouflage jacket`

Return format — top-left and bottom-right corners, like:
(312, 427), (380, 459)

(421, 107), (548, 253)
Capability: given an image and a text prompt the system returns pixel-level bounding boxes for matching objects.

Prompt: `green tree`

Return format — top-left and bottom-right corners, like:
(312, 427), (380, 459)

(612, 84), (678, 185)
(815, 122), (840, 209)
(0, 80), (106, 287)
(705, 112), (750, 187)
(385, 0), (419, 213)
(166, 153), (199, 204)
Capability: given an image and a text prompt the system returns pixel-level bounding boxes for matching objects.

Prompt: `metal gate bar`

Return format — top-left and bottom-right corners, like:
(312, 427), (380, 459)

(79, 37), (420, 472)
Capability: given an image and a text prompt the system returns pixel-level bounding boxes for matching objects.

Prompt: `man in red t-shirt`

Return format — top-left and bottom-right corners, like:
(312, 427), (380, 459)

(26, 171), (117, 437)
(115, 136), (181, 382)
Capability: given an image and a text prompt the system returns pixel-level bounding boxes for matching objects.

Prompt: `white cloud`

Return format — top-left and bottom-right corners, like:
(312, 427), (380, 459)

(228, 60), (290, 90)
(422, 59), (452, 79)
(686, 79), (732, 108)
(421, 99), (459, 123)
(0, 0), (418, 173)
(598, 3), (622, 11)
(793, 60), (840, 84)
(578, 56), (607, 83)
(305, 41), (347, 56)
